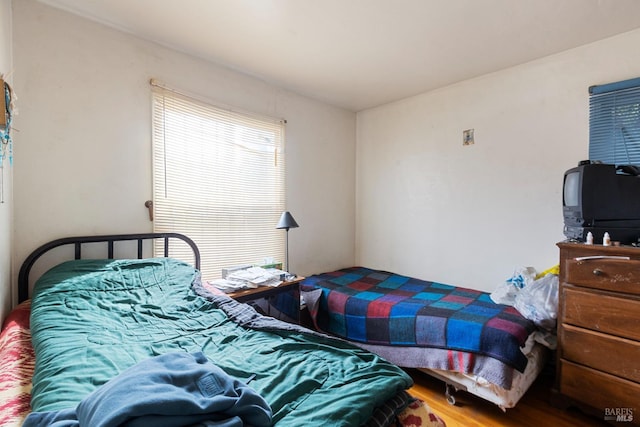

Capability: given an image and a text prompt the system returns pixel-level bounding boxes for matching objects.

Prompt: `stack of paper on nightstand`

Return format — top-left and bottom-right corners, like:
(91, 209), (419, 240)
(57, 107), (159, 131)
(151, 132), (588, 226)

(207, 266), (282, 292)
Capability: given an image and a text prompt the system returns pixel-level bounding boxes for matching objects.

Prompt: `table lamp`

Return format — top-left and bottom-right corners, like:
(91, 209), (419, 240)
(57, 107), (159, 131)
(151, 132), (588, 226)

(276, 211), (299, 272)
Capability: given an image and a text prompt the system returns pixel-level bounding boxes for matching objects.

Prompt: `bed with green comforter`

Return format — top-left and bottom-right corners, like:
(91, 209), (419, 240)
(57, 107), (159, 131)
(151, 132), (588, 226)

(28, 257), (414, 426)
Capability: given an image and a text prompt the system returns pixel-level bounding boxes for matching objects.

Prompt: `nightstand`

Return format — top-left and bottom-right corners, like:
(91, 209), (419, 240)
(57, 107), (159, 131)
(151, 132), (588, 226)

(228, 276), (305, 323)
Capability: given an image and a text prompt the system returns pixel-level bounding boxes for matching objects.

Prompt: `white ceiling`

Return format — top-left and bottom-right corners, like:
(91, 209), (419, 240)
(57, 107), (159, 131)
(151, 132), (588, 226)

(38, 0), (640, 111)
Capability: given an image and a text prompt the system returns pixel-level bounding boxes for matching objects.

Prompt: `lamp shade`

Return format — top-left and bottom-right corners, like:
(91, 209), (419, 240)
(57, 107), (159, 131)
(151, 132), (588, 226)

(276, 211), (299, 230)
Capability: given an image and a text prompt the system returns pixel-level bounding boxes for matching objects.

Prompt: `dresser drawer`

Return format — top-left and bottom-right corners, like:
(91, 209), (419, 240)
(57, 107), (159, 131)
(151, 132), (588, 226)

(563, 287), (640, 341)
(560, 360), (640, 414)
(566, 257), (640, 295)
(561, 324), (640, 382)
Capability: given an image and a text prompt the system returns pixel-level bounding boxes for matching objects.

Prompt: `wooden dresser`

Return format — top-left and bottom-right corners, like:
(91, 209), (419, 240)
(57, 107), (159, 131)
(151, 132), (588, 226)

(556, 242), (640, 424)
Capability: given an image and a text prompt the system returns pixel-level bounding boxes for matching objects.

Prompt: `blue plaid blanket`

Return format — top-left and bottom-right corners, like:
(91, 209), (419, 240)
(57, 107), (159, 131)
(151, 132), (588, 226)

(301, 267), (535, 372)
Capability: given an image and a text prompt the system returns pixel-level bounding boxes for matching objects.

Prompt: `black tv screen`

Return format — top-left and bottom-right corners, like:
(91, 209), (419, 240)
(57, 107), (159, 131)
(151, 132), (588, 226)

(563, 171), (580, 208)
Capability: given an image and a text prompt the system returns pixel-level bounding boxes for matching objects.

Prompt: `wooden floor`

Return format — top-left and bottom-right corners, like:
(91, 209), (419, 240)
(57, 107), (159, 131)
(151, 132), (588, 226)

(407, 367), (609, 427)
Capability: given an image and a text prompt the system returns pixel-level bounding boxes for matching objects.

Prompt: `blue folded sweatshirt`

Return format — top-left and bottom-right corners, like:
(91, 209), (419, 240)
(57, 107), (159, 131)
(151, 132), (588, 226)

(24, 352), (272, 427)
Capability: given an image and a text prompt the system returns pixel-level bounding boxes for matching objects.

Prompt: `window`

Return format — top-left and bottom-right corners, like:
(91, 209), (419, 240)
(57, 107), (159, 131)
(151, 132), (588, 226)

(151, 83), (286, 280)
(589, 77), (640, 166)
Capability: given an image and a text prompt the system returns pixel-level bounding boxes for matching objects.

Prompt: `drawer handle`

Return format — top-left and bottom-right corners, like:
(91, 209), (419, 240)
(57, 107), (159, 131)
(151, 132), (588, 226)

(575, 256), (630, 261)
(593, 268), (604, 276)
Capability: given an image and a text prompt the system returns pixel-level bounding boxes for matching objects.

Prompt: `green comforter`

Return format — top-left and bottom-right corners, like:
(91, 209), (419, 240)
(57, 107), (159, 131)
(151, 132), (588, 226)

(30, 258), (412, 426)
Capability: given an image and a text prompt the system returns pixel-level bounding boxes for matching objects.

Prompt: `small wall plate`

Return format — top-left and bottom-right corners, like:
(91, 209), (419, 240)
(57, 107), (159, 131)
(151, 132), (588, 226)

(463, 129), (474, 146)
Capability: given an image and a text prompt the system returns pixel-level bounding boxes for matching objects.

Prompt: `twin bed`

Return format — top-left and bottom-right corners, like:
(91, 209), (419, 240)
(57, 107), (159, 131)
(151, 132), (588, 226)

(1, 233), (445, 427)
(301, 266), (550, 409)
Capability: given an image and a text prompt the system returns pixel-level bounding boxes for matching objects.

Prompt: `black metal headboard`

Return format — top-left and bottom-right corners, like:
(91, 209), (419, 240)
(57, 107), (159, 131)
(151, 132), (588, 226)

(17, 233), (201, 303)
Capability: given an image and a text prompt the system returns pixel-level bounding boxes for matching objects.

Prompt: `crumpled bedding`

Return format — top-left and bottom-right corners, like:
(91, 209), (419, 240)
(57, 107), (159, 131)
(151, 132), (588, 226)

(23, 352), (272, 427)
(0, 300), (34, 427)
(29, 258), (414, 427)
(1, 299), (446, 427)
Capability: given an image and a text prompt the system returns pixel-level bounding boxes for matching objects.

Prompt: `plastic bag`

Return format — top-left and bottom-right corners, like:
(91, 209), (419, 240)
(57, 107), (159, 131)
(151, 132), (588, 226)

(490, 266), (537, 306)
(513, 273), (559, 331)
(535, 264), (559, 280)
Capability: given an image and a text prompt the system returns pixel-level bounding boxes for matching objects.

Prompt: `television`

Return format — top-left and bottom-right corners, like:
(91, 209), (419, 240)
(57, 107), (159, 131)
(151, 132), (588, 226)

(563, 162), (640, 244)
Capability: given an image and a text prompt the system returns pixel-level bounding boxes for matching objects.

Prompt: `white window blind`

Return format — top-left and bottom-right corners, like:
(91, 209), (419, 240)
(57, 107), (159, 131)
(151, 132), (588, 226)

(151, 84), (286, 280)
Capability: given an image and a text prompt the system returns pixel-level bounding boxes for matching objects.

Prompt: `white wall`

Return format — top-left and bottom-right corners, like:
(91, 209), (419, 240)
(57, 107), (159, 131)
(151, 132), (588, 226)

(356, 29), (640, 292)
(11, 0), (640, 304)
(0, 0), (12, 321)
(11, 0), (356, 295)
